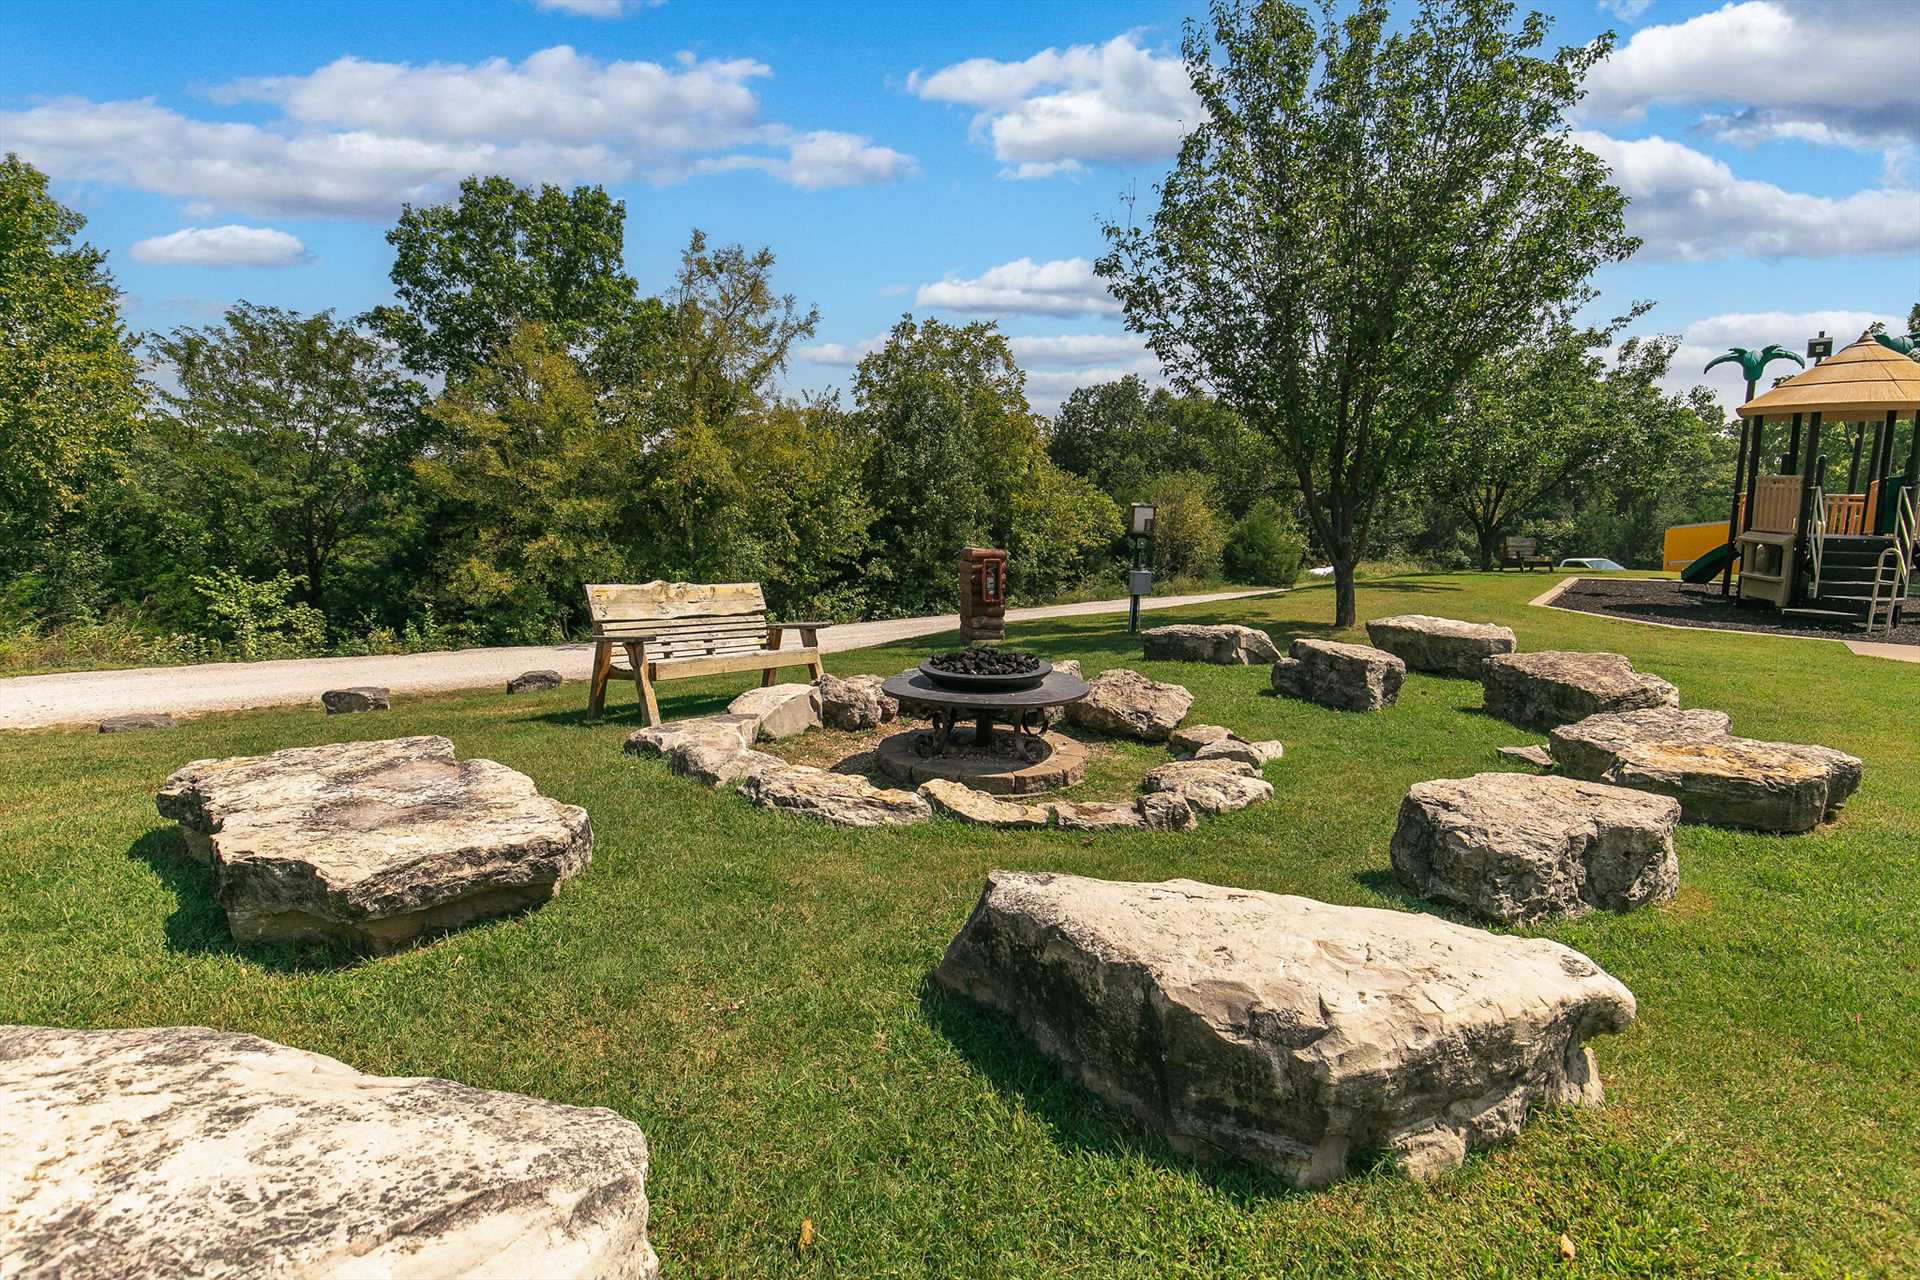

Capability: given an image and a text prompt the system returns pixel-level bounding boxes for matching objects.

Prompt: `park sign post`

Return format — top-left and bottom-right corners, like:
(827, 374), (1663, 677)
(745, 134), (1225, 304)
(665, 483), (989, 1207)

(1127, 503), (1156, 633)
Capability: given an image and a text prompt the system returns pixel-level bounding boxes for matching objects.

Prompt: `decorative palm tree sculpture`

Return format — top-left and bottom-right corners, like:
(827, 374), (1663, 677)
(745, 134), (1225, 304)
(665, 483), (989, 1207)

(1873, 331), (1919, 358)
(1703, 344), (1806, 595)
(1705, 343), (1806, 404)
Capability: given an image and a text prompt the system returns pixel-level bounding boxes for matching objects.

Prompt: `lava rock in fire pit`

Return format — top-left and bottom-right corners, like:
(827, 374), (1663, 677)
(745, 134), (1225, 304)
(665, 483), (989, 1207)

(927, 647), (1044, 678)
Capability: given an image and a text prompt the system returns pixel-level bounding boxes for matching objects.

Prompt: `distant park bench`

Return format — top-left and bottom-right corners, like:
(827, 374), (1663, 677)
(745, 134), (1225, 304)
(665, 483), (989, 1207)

(1499, 537), (1552, 571)
(585, 581), (825, 725)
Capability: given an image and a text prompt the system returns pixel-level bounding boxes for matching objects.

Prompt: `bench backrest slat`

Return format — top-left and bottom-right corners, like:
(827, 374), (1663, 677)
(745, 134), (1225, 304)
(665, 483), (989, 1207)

(1503, 537), (1538, 555)
(585, 581), (772, 656)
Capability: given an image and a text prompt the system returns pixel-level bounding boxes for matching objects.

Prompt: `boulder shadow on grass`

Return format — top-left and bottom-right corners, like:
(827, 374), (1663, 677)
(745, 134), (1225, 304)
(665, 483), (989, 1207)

(916, 974), (1307, 1205)
(125, 827), (537, 972)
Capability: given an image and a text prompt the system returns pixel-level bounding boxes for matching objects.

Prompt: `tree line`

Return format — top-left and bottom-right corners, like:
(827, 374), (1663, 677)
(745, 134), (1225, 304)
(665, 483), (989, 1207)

(6, 0), (1799, 662)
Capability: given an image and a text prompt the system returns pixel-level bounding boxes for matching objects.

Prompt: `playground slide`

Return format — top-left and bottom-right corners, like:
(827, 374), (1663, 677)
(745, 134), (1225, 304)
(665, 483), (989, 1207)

(1681, 543), (1738, 583)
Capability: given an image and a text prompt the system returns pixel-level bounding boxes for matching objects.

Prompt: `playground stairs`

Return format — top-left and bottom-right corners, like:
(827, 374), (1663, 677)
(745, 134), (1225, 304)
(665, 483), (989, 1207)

(1789, 534), (1915, 627)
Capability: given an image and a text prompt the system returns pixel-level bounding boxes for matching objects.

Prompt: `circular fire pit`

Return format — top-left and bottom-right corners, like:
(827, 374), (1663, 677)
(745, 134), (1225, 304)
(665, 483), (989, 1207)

(876, 665), (1091, 795)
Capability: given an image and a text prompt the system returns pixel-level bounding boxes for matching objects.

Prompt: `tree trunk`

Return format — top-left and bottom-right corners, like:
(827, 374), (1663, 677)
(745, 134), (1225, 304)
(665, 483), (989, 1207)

(1476, 529), (1499, 572)
(1333, 555), (1358, 628)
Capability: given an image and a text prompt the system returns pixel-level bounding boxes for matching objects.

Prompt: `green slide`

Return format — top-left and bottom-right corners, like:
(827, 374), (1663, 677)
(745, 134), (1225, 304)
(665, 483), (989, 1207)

(1681, 542), (1738, 583)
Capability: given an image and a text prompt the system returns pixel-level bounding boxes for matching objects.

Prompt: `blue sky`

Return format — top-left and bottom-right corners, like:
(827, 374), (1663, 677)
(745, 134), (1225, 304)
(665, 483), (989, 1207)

(5, 0), (1916, 411)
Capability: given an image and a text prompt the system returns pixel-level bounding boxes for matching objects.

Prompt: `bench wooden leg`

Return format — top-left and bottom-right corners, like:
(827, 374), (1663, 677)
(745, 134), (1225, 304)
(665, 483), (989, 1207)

(588, 642), (613, 719)
(807, 657), (824, 682)
(631, 649), (661, 726)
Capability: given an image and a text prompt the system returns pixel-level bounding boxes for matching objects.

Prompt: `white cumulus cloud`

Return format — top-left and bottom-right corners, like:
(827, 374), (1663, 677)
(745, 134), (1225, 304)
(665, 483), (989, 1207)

(533, 0), (661, 16)
(1, 46), (913, 220)
(130, 225), (309, 267)
(915, 257), (1119, 317)
(908, 34), (1199, 179)
(1576, 132), (1918, 260)
(798, 328), (1159, 415)
(1584, 1), (1919, 163)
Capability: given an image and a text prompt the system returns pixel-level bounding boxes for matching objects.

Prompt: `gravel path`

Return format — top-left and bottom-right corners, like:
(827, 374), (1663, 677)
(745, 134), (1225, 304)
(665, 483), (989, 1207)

(0, 590), (1274, 731)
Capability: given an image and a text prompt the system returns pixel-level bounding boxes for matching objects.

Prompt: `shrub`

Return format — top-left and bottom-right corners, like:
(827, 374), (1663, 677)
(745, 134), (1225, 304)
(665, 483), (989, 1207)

(1222, 499), (1307, 587)
(189, 569), (328, 661)
(1147, 472), (1227, 579)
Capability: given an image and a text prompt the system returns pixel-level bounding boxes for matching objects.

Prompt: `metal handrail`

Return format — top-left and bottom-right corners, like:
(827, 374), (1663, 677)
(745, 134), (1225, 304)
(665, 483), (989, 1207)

(1808, 485), (1826, 598)
(1867, 487), (1917, 636)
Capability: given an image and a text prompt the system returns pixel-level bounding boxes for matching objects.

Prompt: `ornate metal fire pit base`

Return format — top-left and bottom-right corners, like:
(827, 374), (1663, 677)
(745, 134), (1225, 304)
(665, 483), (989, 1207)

(875, 729), (1089, 796)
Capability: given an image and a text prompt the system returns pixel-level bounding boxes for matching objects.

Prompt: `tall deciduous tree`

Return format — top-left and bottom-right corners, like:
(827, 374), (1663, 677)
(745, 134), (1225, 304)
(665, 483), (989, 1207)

(1099, 0), (1637, 625)
(662, 230), (819, 434)
(145, 304), (424, 611)
(0, 153), (141, 593)
(364, 175), (664, 382)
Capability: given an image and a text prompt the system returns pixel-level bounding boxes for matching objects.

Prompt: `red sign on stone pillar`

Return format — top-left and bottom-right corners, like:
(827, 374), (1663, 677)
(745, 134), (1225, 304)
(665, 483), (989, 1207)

(958, 546), (1008, 643)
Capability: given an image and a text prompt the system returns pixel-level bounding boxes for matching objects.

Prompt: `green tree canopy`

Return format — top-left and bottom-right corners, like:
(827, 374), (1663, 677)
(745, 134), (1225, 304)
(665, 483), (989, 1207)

(1099, 0), (1637, 624)
(364, 175), (664, 383)
(0, 153), (142, 594)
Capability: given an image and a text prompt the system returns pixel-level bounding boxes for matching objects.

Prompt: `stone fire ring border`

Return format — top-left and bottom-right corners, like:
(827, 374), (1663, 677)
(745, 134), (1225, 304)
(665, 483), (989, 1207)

(874, 729), (1089, 795)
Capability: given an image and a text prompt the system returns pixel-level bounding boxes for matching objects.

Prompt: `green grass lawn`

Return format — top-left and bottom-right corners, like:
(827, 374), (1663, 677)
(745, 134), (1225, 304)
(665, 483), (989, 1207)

(3, 572), (1915, 1277)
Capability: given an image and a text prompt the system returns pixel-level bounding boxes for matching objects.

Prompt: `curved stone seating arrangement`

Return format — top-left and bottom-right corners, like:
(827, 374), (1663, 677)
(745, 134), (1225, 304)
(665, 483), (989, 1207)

(1141, 623), (1281, 665)
(0, 1025), (657, 1279)
(738, 764), (931, 827)
(1546, 707), (1863, 833)
(1270, 638), (1405, 711)
(1065, 667), (1195, 741)
(1390, 772), (1680, 922)
(935, 871), (1635, 1187)
(156, 736), (592, 953)
(1364, 614), (1517, 677)
(1482, 651), (1677, 728)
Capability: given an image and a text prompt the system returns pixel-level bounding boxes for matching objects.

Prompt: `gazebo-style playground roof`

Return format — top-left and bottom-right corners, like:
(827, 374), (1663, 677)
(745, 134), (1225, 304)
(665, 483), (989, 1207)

(1739, 334), (1920, 418)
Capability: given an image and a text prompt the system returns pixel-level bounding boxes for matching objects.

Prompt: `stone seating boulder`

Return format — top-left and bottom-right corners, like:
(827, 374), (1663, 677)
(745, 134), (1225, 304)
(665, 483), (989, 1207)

(814, 673), (899, 731)
(1065, 668), (1193, 741)
(1548, 707), (1734, 781)
(1047, 794), (1197, 832)
(0, 1025), (657, 1279)
(1604, 738), (1863, 833)
(920, 778), (1050, 829)
(1141, 760), (1274, 815)
(155, 736), (591, 953)
(1364, 614), (1517, 678)
(737, 762), (930, 827)
(321, 686), (390, 714)
(1482, 652), (1678, 728)
(624, 713), (763, 785)
(506, 669), (562, 694)
(728, 682), (822, 740)
(1390, 772), (1681, 922)
(1167, 723), (1283, 768)
(935, 871), (1635, 1187)
(1141, 623), (1281, 665)
(1270, 639), (1405, 711)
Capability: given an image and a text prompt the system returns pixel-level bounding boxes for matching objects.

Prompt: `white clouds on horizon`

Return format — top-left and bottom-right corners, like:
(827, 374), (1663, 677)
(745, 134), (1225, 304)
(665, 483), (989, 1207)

(915, 257), (1119, 317)
(129, 225), (309, 267)
(1656, 308), (1903, 406)
(909, 34), (1198, 179)
(532, 0), (662, 17)
(2, 46), (912, 220)
(1576, 132), (1917, 261)
(797, 327), (1158, 415)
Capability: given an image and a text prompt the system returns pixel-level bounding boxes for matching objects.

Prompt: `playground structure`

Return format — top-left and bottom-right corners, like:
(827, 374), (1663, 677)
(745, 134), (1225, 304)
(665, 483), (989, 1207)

(1692, 332), (1919, 634)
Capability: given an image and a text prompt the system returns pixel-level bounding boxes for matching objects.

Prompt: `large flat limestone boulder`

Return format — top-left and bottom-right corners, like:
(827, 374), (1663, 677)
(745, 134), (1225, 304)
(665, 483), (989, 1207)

(1141, 623), (1281, 665)
(1548, 707), (1734, 781)
(935, 872), (1634, 1187)
(737, 763), (930, 827)
(0, 1025), (658, 1279)
(1065, 668), (1193, 741)
(1364, 614), (1517, 678)
(1483, 651), (1678, 728)
(1605, 738), (1863, 833)
(155, 736), (592, 953)
(1390, 772), (1680, 922)
(920, 778), (1050, 829)
(1140, 760), (1274, 815)
(1270, 638), (1405, 711)
(624, 714), (762, 785)
(727, 683), (822, 740)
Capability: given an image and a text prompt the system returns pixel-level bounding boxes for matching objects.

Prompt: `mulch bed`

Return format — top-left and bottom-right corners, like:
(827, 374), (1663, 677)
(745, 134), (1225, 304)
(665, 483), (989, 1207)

(1549, 576), (1919, 646)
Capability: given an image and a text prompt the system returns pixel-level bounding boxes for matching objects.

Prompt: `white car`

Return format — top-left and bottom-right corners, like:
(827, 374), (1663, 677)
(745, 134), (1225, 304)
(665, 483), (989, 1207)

(1558, 557), (1625, 571)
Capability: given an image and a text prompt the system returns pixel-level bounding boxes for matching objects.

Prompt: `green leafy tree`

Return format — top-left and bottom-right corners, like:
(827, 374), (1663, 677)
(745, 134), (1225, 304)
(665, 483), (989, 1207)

(144, 304), (424, 613)
(1148, 472), (1228, 578)
(0, 154), (142, 596)
(853, 316), (1114, 612)
(415, 323), (644, 637)
(1427, 320), (1620, 570)
(661, 231), (820, 434)
(1223, 498), (1307, 585)
(1099, 0), (1636, 625)
(1048, 376), (1281, 518)
(364, 175), (665, 382)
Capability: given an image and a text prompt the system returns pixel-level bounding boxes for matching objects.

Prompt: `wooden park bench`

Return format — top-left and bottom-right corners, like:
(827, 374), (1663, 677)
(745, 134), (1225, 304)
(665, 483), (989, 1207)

(585, 581), (825, 725)
(1499, 536), (1552, 571)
